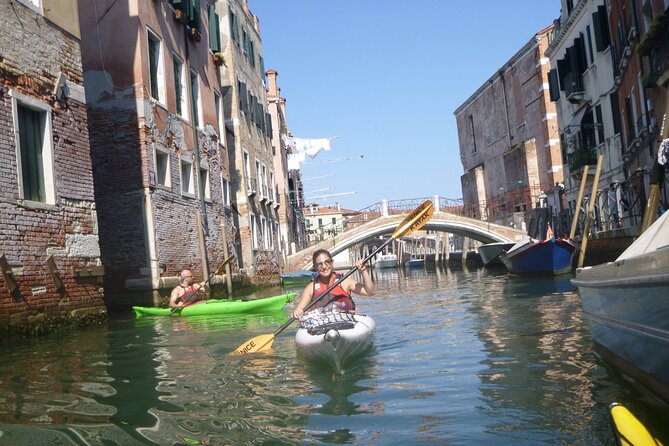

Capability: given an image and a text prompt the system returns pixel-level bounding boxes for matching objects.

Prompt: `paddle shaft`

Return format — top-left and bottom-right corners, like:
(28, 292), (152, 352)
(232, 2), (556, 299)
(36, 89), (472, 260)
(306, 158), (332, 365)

(170, 256), (234, 315)
(271, 237), (394, 337)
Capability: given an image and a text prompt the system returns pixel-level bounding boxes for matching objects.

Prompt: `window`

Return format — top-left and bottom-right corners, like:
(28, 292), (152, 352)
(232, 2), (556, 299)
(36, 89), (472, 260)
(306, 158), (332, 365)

(155, 148), (171, 187)
(318, 218), (323, 227)
(190, 70), (201, 128)
(250, 213), (258, 249)
(255, 159), (262, 193)
(208, 4), (221, 52)
(468, 115), (477, 153)
(269, 170), (275, 201)
(180, 157), (195, 196)
(229, 8), (239, 44)
(221, 175), (230, 206)
(11, 90), (55, 204)
(595, 104), (605, 144)
(261, 163), (267, 198)
(215, 92), (224, 145)
(585, 26), (594, 64)
(173, 55), (187, 118)
(199, 164), (210, 200)
(243, 150), (253, 190)
(147, 29), (165, 103)
(260, 216), (267, 249)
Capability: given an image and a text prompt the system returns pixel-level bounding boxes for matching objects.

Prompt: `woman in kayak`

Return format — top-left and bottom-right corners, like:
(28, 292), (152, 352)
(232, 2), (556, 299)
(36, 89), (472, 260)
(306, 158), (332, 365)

(169, 269), (207, 308)
(292, 249), (374, 319)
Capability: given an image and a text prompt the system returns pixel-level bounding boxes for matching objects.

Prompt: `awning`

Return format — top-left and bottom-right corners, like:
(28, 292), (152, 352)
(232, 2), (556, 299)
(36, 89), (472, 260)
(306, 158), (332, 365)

(567, 106), (589, 130)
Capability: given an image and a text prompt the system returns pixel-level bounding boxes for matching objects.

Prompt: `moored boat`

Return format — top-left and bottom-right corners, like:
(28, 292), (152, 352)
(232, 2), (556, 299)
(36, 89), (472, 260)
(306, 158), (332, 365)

(133, 292), (296, 317)
(572, 211), (669, 403)
(405, 257), (425, 268)
(500, 236), (577, 275)
(374, 253), (398, 269)
(478, 241), (515, 266)
(280, 269), (314, 286)
(295, 309), (376, 373)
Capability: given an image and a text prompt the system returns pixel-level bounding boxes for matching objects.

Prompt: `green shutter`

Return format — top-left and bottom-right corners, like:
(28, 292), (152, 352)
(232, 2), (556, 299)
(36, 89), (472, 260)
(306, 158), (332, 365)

(548, 69), (560, 102)
(189, 0), (201, 31)
(208, 5), (220, 52)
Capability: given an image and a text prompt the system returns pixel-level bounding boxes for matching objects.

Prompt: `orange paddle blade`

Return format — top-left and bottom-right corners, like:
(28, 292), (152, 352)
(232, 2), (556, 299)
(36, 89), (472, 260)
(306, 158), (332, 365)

(233, 334), (275, 354)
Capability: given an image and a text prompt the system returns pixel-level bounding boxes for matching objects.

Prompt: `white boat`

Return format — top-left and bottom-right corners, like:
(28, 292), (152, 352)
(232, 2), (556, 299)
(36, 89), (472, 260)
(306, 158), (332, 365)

(478, 241), (515, 266)
(374, 253), (398, 269)
(405, 257), (425, 268)
(295, 309), (376, 373)
(572, 211), (669, 403)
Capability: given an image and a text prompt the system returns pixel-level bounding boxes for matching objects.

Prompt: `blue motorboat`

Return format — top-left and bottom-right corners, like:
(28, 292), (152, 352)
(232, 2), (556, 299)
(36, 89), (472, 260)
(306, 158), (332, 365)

(499, 236), (577, 275)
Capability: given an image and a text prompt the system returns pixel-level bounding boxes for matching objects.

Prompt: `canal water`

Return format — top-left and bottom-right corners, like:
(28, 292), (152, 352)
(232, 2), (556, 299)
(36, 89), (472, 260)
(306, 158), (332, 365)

(1, 267), (668, 445)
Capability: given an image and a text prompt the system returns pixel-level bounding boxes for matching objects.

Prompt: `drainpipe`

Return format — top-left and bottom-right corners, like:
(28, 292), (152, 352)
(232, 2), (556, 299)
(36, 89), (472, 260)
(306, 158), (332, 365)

(499, 69), (513, 148)
(143, 188), (160, 300)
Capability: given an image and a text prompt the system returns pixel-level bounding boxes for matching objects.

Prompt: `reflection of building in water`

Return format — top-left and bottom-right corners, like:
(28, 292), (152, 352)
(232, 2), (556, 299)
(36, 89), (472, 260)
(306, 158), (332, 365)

(471, 275), (597, 434)
(134, 317), (312, 445)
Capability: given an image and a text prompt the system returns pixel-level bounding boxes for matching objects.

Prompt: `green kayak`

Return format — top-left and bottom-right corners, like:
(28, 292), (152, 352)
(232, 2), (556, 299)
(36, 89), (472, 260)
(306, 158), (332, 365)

(132, 293), (296, 317)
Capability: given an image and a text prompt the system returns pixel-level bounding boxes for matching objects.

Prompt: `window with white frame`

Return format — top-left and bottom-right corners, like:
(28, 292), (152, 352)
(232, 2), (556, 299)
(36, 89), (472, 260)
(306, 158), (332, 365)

(250, 213), (258, 249)
(215, 92), (224, 146)
(221, 175), (230, 206)
(173, 54), (188, 118)
(260, 216), (267, 249)
(255, 158), (262, 196)
(147, 29), (165, 103)
(155, 147), (171, 187)
(243, 150), (253, 190)
(180, 157), (195, 196)
(190, 70), (202, 128)
(11, 90), (56, 204)
(269, 170), (275, 202)
(261, 163), (268, 198)
(199, 164), (211, 201)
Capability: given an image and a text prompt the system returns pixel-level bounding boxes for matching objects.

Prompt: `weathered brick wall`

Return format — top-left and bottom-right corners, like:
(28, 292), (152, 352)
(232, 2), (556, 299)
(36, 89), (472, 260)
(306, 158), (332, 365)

(0, 0), (106, 335)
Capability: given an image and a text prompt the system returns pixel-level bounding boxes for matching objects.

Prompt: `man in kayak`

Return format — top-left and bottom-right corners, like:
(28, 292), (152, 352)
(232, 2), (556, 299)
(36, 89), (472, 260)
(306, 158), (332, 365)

(169, 269), (207, 308)
(292, 249), (374, 319)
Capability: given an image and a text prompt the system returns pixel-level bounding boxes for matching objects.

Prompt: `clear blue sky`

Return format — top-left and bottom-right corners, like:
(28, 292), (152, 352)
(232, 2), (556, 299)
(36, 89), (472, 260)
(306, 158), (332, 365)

(249, 1), (561, 211)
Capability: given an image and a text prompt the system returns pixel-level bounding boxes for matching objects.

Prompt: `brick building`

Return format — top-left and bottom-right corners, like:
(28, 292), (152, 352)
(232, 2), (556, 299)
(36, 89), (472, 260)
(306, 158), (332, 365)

(0, 0), (106, 334)
(218, 0), (282, 280)
(78, 0), (233, 307)
(266, 69), (307, 258)
(455, 24), (563, 229)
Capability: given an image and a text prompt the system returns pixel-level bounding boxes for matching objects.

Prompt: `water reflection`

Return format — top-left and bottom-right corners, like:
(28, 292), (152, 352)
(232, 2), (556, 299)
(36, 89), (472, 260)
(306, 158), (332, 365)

(469, 272), (602, 443)
(1, 269), (668, 444)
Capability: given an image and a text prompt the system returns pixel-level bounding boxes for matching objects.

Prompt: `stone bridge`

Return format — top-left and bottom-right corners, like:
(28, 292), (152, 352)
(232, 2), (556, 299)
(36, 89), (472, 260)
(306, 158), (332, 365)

(286, 209), (526, 271)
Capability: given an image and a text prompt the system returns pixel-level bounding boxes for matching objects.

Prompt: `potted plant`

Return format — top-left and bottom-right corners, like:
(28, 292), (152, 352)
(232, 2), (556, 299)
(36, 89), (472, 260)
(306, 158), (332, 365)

(174, 9), (187, 24)
(189, 27), (201, 42)
(212, 52), (224, 66)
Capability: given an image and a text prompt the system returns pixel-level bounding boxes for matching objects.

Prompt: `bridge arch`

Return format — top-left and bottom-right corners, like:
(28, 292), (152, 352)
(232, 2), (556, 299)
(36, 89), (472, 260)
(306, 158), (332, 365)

(287, 211), (525, 271)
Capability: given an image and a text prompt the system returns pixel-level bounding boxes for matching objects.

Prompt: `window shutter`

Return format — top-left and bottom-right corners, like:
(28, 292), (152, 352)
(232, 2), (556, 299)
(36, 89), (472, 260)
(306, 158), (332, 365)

(548, 69), (560, 102)
(557, 58), (566, 91)
(188, 0), (201, 31)
(266, 113), (272, 136)
(592, 6), (611, 52)
(229, 9), (238, 43)
(208, 5), (220, 52)
(610, 93), (621, 135)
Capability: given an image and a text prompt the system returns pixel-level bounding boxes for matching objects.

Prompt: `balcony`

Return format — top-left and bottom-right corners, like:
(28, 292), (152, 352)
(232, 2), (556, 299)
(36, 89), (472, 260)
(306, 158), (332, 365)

(564, 72), (585, 103)
(567, 146), (597, 175)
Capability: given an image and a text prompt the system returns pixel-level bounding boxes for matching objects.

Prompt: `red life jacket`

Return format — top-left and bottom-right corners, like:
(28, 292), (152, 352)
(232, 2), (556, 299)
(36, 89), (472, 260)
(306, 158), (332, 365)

(178, 285), (199, 307)
(311, 273), (355, 312)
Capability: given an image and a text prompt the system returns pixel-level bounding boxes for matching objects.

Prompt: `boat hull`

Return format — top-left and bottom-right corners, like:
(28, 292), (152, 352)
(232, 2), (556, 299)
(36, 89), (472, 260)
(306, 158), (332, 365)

(280, 270), (314, 286)
(478, 242), (515, 266)
(132, 293), (295, 317)
(500, 237), (576, 275)
(375, 254), (398, 268)
(572, 246), (669, 403)
(295, 313), (376, 372)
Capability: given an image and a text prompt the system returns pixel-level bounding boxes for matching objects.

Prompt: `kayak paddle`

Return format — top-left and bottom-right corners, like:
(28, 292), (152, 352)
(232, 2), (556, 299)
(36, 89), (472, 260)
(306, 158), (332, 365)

(169, 254), (235, 315)
(233, 199), (434, 354)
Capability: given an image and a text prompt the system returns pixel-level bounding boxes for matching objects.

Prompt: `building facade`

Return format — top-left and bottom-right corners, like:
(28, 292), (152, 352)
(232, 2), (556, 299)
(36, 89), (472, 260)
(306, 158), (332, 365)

(456, 25), (563, 230)
(218, 0), (282, 280)
(266, 69), (307, 259)
(78, 0), (232, 306)
(546, 0), (669, 236)
(0, 0), (106, 333)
